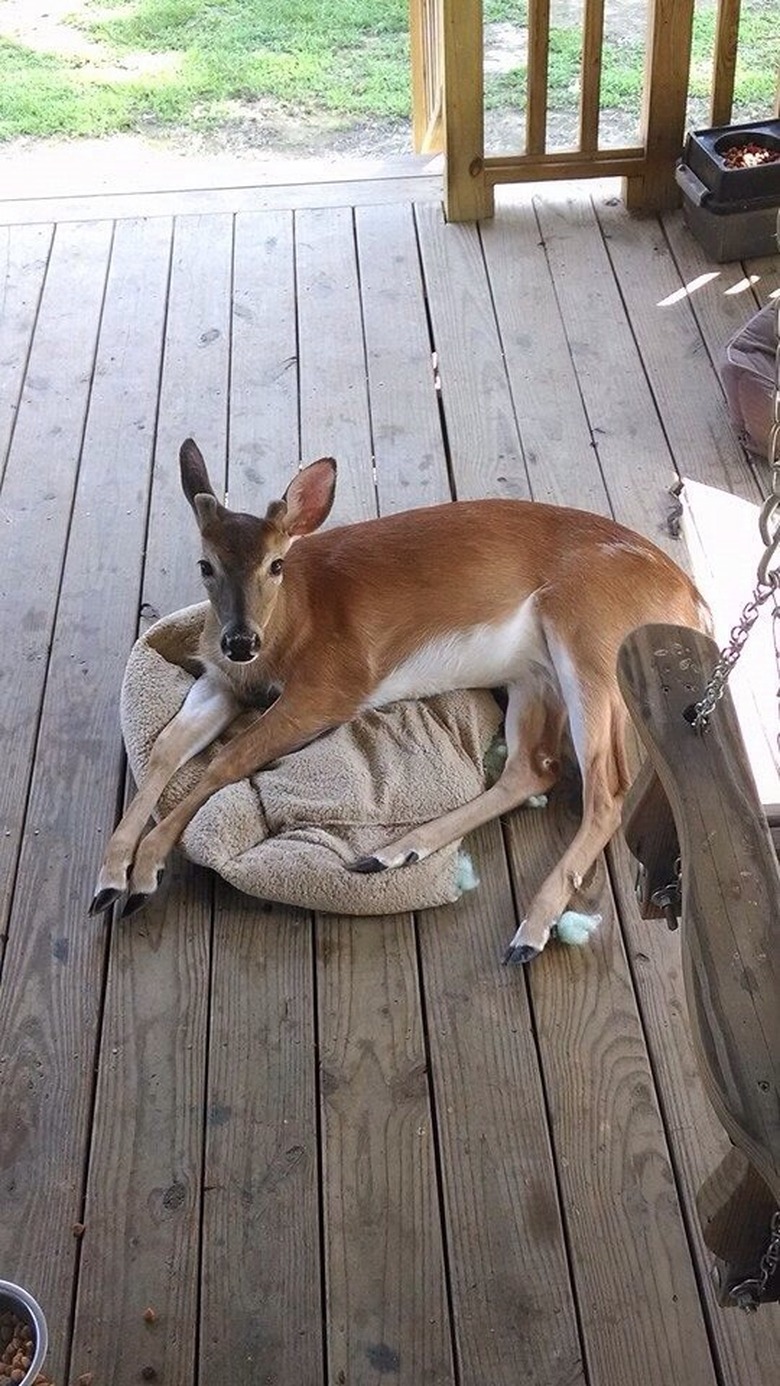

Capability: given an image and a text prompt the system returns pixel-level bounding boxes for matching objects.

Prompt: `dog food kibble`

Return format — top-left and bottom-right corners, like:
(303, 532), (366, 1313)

(0, 1309), (54, 1386)
(722, 141), (780, 169)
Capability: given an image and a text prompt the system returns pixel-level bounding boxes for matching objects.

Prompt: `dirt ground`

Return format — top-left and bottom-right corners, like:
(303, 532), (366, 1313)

(0, 116), (420, 203)
(0, 4), (693, 199)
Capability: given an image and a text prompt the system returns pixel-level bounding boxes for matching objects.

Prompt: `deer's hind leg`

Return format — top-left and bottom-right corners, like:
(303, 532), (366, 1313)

(502, 642), (630, 964)
(351, 679), (566, 874)
(90, 671), (241, 914)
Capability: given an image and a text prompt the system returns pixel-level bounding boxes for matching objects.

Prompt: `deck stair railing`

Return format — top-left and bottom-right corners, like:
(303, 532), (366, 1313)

(409, 0), (760, 221)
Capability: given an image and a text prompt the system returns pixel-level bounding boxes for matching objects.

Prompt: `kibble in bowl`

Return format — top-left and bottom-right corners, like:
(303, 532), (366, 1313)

(0, 1282), (50, 1386)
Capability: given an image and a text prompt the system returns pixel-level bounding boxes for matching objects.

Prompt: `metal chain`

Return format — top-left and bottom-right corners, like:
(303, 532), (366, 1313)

(691, 585), (776, 728)
(774, 581), (780, 759)
(729, 1209), (780, 1310)
(692, 289), (780, 731)
(758, 281), (780, 586)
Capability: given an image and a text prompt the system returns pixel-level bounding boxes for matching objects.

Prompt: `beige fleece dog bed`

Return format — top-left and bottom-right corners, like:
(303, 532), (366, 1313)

(120, 604), (505, 915)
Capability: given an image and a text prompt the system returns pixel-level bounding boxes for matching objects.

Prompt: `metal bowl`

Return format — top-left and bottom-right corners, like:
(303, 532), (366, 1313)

(0, 1281), (49, 1386)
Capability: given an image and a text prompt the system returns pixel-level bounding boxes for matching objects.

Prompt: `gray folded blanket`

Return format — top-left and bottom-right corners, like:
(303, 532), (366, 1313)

(721, 301), (778, 461)
(120, 604), (504, 914)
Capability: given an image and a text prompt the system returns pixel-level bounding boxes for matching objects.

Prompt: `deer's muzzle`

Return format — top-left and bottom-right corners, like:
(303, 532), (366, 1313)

(220, 626), (261, 663)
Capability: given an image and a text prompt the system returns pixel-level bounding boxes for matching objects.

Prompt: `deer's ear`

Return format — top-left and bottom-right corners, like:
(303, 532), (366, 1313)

(180, 438), (217, 511)
(193, 494), (219, 531)
(280, 458), (337, 536)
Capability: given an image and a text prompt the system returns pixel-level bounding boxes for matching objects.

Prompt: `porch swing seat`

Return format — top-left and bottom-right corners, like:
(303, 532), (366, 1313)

(616, 466), (780, 1306)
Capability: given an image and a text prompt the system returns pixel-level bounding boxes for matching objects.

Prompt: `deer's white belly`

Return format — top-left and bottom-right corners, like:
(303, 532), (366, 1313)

(366, 594), (552, 707)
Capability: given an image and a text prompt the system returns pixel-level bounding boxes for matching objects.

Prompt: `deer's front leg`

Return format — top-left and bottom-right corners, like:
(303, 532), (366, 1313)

(91, 671), (242, 914)
(122, 695), (339, 915)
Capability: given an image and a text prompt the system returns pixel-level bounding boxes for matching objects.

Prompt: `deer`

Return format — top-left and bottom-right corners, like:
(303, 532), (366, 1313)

(90, 438), (708, 963)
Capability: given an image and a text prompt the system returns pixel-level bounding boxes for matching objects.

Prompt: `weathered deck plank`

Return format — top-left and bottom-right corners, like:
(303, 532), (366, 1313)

(0, 216), (169, 1382)
(356, 201), (452, 512)
(415, 189), (720, 1380)
(72, 862), (211, 1386)
(0, 176), (778, 1386)
(229, 208), (300, 508)
(0, 223), (53, 482)
(661, 211), (780, 493)
(611, 835), (780, 1382)
(423, 189), (719, 1381)
(0, 170), (443, 229)
(203, 209), (324, 1385)
(594, 197), (762, 503)
(318, 913), (454, 1386)
(296, 205), (378, 524)
(414, 201), (531, 500)
(479, 192), (610, 513)
(507, 799), (717, 1384)
(71, 213), (233, 1386)
(0, 221), (112, 937)
(418, 822), (585, 1386)
(202, 889), (323, 1385)
(532, 186), (682, 548)
(295, 202), (457, 1383)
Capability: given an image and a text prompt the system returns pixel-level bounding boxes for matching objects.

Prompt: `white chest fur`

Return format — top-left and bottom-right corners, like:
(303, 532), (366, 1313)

(366, 594), (552, 707)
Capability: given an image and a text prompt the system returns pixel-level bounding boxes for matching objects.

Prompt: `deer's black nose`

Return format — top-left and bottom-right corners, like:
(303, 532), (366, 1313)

(221, 628), (260, 662)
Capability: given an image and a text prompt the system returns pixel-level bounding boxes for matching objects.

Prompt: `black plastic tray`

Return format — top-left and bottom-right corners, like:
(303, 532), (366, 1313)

(683, 119), (780, 202)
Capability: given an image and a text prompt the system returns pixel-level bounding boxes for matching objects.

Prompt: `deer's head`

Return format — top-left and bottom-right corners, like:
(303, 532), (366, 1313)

(180, 438), (336, 663)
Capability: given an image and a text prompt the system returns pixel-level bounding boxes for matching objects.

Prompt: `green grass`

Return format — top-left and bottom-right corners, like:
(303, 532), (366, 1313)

(0, 0), (412, 140)
(485, 28), (645, 115)
(0, 0), (776, 143)
(688, 2), (779, 117)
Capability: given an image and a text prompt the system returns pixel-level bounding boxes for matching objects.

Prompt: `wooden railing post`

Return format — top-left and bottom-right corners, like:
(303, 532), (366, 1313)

(410, 0), (444, 154)
(441, 0), (494, 222)
(410, 0), (428, 152)
(710, 0), (741, 128)
(624, 0), (695, 211)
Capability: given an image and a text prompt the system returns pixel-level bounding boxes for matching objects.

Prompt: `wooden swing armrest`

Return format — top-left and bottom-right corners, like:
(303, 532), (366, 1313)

(617, 624), (780, 1214)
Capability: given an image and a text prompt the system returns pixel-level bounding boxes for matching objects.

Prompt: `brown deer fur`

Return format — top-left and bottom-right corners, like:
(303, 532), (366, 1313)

(91, 439), (707, 963)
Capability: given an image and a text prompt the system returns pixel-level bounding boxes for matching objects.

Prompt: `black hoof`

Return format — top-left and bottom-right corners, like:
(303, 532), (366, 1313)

(121, 893), (148, 918)
(89, 887), (121, 916)
(348, 855), (388, 874)
(501, 942), (541, 967)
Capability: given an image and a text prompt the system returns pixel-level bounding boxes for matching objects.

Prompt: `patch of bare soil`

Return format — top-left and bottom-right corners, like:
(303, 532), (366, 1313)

(0, 112), (418, 203)
(0, 4), (690, 198)
(0, 0), (179, 77)
(189, 103), (414, 161)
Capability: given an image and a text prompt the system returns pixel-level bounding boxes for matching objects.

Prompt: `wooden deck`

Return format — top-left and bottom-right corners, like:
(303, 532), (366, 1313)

(1, 162), (779, 1386)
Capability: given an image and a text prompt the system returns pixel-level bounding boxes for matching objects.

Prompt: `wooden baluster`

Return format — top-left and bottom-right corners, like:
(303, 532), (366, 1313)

(580, 0), (605, 155)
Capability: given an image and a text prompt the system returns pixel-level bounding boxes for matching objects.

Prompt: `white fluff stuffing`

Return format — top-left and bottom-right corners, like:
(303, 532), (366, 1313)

(455, 852), (480, 894)
(555, 911), (602, 947)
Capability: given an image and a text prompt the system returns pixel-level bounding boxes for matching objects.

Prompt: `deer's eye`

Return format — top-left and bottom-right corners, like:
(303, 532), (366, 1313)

(198, 559), (214, 579)
(269, 557), (284, 577)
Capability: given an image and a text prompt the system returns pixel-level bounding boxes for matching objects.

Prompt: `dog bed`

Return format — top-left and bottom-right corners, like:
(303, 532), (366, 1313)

(120, 604), (505, 915)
